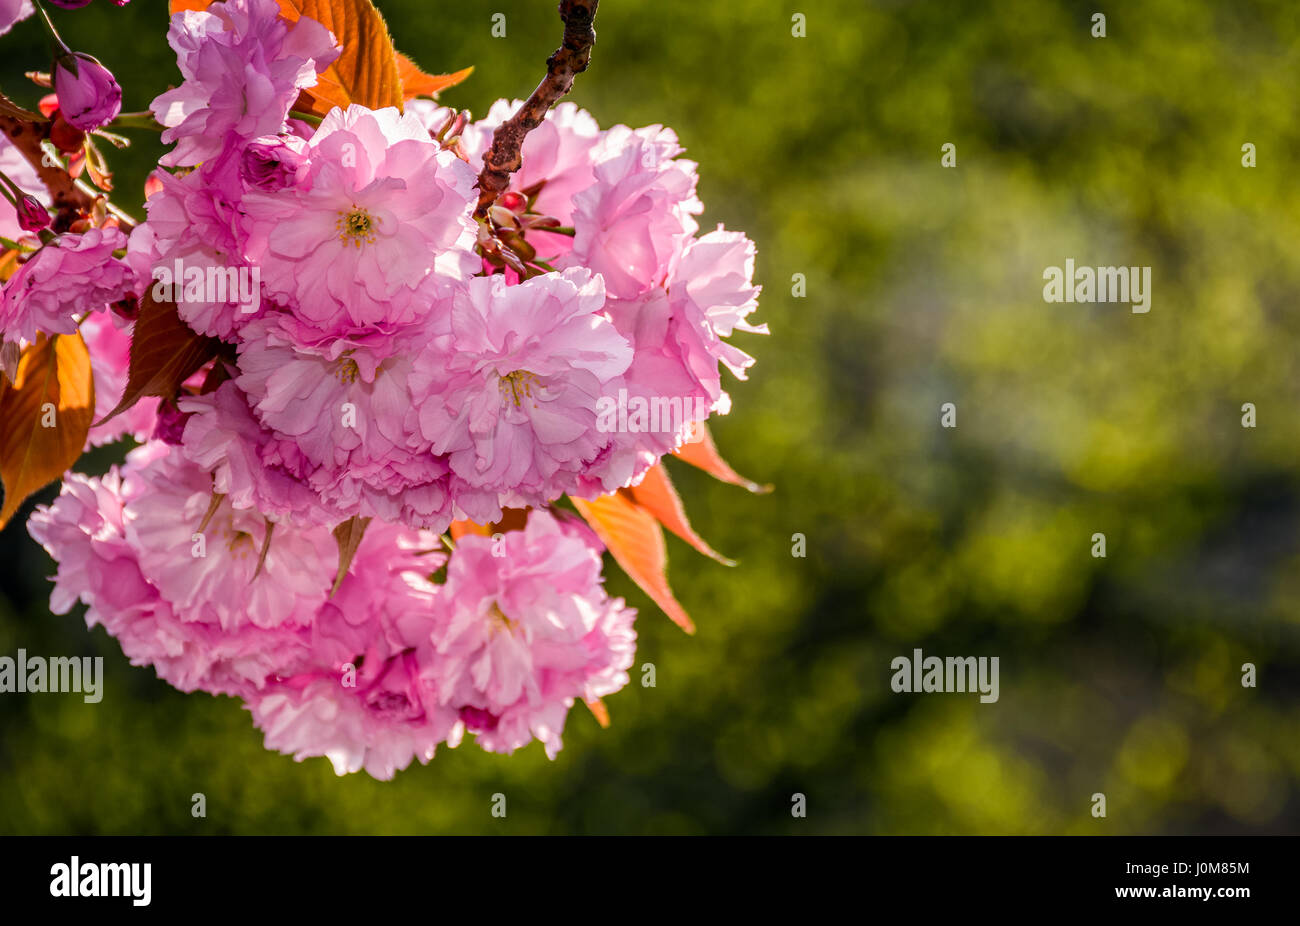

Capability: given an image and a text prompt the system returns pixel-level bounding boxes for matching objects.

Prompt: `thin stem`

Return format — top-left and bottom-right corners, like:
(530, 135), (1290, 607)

(110, 112), (162, 132)
(0, 169), (20, 207)
(31, 0), (72, 57)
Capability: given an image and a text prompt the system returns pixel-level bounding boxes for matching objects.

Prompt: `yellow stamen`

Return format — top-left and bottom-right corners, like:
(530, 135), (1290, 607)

(335, 354), (360, 384)
(336, 205), (376, 247)
(498, 370), (540, 408)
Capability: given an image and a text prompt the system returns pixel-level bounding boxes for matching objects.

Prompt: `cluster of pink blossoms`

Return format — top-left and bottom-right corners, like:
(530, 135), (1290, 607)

(6, 0), (764, 776)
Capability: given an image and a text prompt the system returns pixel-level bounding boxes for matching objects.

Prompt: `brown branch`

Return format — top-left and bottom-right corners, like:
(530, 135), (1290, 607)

(0, 114), (98, 227)
(475, 0), (599, 218)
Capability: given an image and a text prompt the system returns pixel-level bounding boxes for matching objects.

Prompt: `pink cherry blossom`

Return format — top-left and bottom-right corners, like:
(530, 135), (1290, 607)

(411, 268), (632, 519)
(423, 509), (636, 758)
(0, 227), (132, 343)
(562, 124), (702, 300)
(664, 226), (767, 402)
(240, 133), (310, 191)
(150, 0), (340, 167)
(179, 380), (346, 527)
(128, 163), (263, 340)
(27, 445), (318, 697)
(245, 519), (457, 779)
(121, 445), (336, 632)
(241, 104), (479, 345)
(234, 316), (457, 529)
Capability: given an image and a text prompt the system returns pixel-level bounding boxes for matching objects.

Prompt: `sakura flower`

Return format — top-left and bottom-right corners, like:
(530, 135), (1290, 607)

(234, 315), (456, 529)
(241, 104), (479, 345)
(150, 0), (340, 167)
(663, 226), (767, 403)
(235, 316), (416, 468)
(246, 520), (457, 779)
(424, 510), (636, 759)
(411, 268), (632, 518)
(571, 228), (767, 494)
(0, 227), (132, 343)
(129, 165), (262, 339)
(27, 445), (317, 697)
(561, 124), (702, 299)
(121, 446), (336, 632)
(179, 380), (345, 527)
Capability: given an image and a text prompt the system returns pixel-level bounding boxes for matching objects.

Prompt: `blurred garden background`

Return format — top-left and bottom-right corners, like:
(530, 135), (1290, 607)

(3, 0), (1300, 834)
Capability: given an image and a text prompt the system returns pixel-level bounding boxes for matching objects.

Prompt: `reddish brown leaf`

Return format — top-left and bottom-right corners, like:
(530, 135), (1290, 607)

(673, 421), (772, 494)
(397, 55), (472, 99)
(331, 515), (371, 597)
(97, 291), (221, 426)
(629, 462), (735, 565)
(0, 333), (93, 530)
(571, 491), (695, 634)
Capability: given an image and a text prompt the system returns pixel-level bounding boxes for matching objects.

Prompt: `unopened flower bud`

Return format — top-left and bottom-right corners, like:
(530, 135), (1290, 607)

(152, 401), (192, 446)
(498, 191), (526, 213)
(241, 135), (310, 191)
(53, 53), (122, 132)
(16, 195), (50, 232)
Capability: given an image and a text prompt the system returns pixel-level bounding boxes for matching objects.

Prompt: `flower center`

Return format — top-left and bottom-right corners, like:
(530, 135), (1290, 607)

(336, 205), (376, 247)
(225, 527), (255, 558)
(488, 602), (516, 634)
(498, 370), (539, 408)
(334, 355), (360, 384)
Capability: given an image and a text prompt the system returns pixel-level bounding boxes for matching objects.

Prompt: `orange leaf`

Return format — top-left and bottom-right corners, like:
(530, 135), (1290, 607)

(673, 421), (772, 494)
(96, 290), (221, 426)
(570, 491), (695, 634)
(279, 0), (404, 115)
(583, 697), (610, 728)
(0, 333), (93, 530)
(448, 507), (529, 541)
(629, 463), (734, 565)
(396, 54), (472, 99)
(169, 0), (403, 115)
(448, 518), (490, 542)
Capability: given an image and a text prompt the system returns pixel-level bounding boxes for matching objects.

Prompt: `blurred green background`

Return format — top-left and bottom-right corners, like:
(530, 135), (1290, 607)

(3, 0), (1300, 834)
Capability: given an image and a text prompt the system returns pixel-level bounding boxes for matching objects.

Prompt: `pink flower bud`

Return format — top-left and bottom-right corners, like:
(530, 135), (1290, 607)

(16, 195), (49, 232)
(152, 401), (192, 446)
(498, 191), (526, 213)
(240, 135), (310, 191)
(53, 53), (122, 132)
